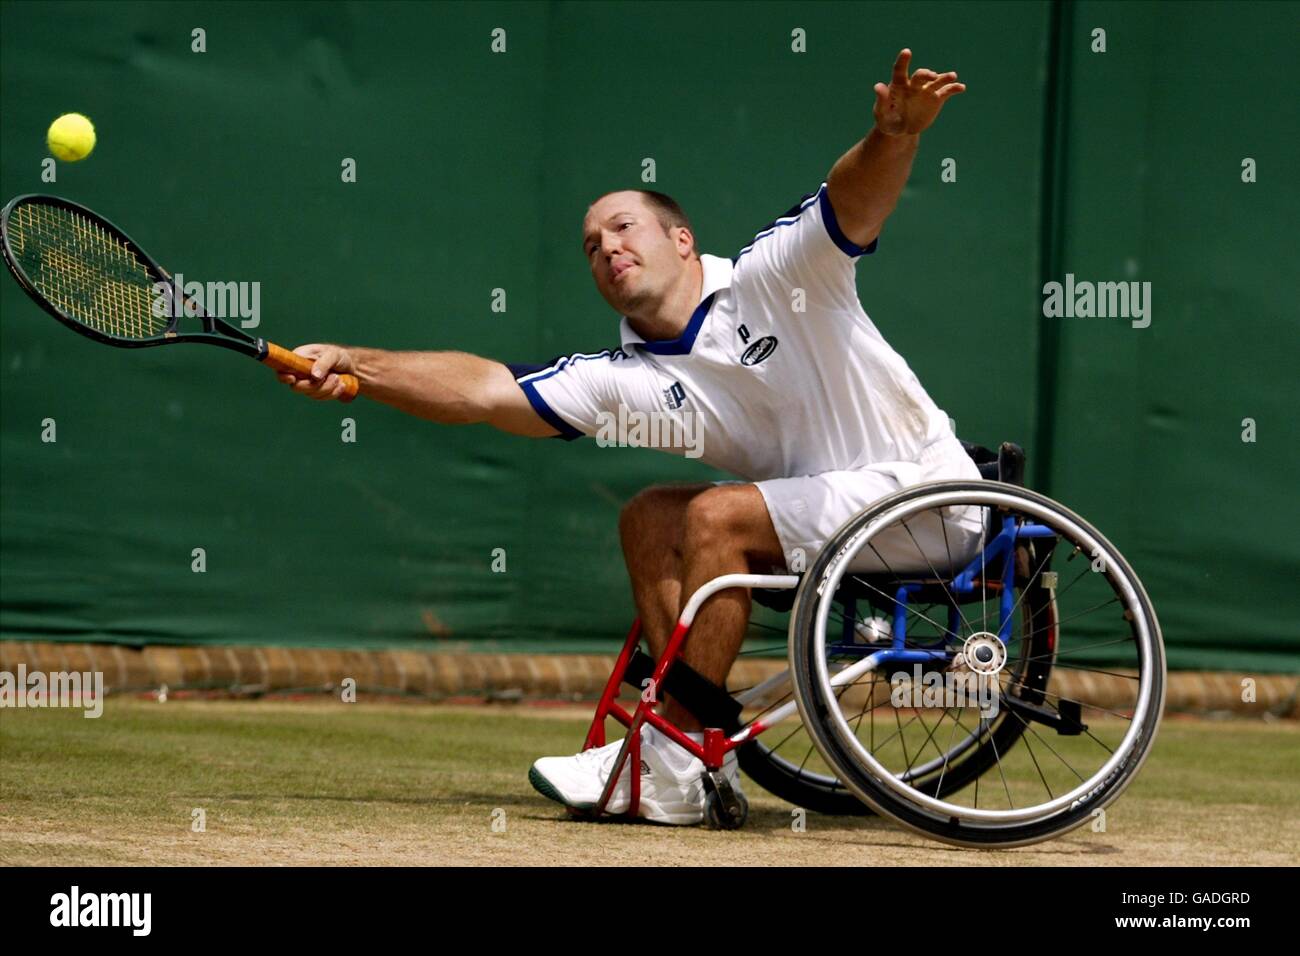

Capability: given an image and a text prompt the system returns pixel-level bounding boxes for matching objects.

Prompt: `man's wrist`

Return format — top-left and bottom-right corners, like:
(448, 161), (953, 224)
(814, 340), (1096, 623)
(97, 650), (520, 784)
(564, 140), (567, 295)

(870, 125), (921, 143)
(348, 346), (383, 388)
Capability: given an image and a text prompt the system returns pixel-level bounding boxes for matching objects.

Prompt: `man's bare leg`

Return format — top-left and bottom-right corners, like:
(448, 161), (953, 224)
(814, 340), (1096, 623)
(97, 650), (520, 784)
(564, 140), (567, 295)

(620, 483), (785, 732)
(618, 484), (708, 662)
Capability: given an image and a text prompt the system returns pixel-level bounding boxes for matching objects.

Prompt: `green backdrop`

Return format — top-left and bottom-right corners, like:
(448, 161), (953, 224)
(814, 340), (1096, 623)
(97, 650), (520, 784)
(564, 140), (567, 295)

(1, 1), (1296, 672)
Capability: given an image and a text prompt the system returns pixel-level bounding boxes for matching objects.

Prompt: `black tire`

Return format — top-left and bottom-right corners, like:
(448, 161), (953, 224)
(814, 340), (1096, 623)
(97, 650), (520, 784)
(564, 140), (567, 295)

(703, 788), (749, 830)
(735, 738), (871, 816)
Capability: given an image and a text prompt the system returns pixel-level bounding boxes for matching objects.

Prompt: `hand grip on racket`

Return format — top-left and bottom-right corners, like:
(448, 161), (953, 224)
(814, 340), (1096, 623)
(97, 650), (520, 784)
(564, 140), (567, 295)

(0, 194), (361, 402)
(262, 342), (359, 398)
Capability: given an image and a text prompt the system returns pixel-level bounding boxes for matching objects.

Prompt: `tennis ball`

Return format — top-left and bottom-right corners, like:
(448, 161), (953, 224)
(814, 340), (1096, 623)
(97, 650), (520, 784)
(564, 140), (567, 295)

(47, 113), (96, 162)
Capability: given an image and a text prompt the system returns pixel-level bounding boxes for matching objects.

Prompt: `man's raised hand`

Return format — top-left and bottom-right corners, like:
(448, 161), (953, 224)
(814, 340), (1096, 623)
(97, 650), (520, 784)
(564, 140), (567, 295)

(872, 48), (966, 137)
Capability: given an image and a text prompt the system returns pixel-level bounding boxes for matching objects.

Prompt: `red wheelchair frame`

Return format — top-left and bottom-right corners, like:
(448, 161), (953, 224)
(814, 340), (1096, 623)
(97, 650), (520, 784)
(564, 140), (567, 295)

(578, 572), (799, 825)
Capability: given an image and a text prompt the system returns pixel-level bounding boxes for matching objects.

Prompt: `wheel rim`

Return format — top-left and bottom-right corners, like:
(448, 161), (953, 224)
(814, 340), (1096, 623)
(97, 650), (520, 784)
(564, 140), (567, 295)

(808, 484), (1162, 827)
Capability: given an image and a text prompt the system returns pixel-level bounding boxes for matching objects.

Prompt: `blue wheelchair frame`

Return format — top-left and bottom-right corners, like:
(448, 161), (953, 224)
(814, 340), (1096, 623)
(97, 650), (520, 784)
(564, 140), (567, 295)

(832, 511), (1058, 670)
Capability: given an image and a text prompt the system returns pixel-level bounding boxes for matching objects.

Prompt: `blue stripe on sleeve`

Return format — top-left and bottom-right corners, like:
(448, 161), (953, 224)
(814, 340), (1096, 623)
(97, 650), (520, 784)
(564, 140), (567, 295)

(519, 379), (584, 440)
(817, 184), (878, 257)
(734, 183), (877, 263)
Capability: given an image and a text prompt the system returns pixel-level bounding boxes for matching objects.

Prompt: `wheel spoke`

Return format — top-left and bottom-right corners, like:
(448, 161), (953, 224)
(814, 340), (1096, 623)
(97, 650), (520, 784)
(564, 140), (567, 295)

(995, 540), (1054, 635)
(999, 673), (1137, 722)
(1013, 715), (1055, 800)
(867, 712), (920, 753)
(933, 705), (963, 796)
(899, 514), (975, 636)
(1004, 708), (1089, 783)
(908, 708), (958, 772)
(984, 713), (1015, 809)
(893, 706), (913, 770)
(1048, 661), (1145, 681)
(845, 571), (961, 643)
(1019, 597), (1123, 644)
(1016, 634), (1133, 664)
(851, 672), (880, 736)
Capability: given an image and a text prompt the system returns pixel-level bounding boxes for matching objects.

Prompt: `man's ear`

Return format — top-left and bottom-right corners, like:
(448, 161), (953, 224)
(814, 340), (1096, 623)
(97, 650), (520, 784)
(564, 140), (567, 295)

(674, 225), (697, 258)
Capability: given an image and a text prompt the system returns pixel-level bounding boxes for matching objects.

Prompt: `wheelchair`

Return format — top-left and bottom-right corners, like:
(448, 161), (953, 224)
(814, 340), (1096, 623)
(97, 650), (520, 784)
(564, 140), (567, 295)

(578, 442), (1166, 848)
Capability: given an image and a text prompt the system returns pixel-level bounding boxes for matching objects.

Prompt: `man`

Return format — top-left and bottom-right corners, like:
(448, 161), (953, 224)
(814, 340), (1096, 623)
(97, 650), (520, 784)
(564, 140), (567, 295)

(281, 49), (977, 825)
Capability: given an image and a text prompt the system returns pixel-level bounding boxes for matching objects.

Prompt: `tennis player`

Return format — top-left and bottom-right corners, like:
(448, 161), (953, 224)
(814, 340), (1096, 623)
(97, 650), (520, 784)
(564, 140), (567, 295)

(282, 49), (974, 825)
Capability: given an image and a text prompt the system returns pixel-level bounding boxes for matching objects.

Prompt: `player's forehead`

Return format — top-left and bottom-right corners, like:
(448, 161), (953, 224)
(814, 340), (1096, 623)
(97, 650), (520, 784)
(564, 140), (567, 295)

(583, 191), (651, 235)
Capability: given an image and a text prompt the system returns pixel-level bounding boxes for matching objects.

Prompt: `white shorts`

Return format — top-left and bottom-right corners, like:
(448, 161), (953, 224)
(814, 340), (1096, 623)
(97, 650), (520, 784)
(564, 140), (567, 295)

(752, 437), (985, 574)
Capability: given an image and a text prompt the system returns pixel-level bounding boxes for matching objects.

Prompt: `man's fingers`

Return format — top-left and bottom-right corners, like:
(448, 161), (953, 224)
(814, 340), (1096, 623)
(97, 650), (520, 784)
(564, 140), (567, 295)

(911, 68), (938, 87)
(294, 374), (338, 401)
(935, 82), (966, 99)
(923, 71), (958, 91)
(891, 48), (912, 85)
(290, 343), (333, 380)
(280, 342), (352, 399)
(312, 348), (339, 381)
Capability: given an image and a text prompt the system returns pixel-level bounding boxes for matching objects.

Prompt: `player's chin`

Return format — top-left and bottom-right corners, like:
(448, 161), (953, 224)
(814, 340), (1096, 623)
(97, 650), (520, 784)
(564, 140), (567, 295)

(610, 284), (647, 310)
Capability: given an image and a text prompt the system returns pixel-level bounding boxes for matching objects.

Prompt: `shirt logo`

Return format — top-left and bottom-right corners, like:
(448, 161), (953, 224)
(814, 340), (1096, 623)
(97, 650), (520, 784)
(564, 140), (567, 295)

(662, 381), (686, 409)
(740, 336), (779, 366)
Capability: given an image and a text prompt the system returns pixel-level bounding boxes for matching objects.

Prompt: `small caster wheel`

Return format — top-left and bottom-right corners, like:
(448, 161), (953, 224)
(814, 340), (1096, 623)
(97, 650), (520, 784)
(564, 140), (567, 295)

(704, 787), (749, 830)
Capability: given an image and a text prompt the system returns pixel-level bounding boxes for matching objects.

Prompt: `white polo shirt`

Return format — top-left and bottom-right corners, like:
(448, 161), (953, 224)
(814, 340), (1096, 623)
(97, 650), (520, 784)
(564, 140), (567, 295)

(514, 182), (958, 482)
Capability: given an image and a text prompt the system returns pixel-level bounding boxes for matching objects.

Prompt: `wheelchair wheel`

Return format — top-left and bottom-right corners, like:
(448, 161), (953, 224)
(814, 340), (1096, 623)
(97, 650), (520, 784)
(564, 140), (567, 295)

(789, 480), (1165, 848)
(735, 729), (869, 816)
(703, 786), (749, 830)
(734, 575), (1057, 816)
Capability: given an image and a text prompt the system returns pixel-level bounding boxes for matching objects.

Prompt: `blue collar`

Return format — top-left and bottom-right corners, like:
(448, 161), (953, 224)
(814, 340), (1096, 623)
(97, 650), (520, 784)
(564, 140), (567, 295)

(618, 254), (732, 356)
(635, 291), (717, 355)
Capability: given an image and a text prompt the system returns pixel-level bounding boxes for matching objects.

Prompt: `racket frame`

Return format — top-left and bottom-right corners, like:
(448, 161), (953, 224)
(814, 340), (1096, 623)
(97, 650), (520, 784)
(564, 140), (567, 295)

(1, 193), (271, 361)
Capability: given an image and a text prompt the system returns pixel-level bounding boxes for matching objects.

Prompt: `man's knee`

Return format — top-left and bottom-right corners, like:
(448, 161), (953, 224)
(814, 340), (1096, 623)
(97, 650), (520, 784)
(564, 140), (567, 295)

(682, 487), (751, 553)
(681, 485), (784, 565)
(619, 484), (705, 549)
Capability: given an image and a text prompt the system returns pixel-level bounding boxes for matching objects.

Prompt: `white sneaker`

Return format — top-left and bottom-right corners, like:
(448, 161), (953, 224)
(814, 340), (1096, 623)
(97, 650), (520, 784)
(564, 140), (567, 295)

(529, 725), (743, 826)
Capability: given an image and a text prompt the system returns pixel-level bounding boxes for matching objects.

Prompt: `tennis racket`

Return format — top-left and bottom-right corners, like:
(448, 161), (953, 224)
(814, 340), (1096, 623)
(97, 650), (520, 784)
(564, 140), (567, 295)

(0, 194), (360, 401)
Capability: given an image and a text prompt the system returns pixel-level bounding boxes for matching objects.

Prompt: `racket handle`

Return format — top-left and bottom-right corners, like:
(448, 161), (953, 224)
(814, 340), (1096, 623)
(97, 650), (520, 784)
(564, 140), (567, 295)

(262, 342), (360, 402)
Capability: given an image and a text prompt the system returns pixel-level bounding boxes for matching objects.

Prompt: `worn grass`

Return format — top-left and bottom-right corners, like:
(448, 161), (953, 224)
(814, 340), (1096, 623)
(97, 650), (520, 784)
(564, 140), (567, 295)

(1, 698), (1296, 866)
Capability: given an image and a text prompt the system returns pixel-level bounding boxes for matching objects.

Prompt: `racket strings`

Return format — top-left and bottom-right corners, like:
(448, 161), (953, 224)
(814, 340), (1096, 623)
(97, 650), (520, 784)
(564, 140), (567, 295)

(8, 202), (166, 341)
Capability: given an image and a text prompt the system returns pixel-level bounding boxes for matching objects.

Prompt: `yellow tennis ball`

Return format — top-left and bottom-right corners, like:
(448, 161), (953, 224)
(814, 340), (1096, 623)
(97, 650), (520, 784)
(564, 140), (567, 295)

(47, 113), (96, 162)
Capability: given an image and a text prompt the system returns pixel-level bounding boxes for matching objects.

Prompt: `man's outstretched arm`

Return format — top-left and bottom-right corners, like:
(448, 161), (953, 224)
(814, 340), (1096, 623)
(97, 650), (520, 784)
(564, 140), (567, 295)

(826, 48), (966, 249)
(277, 344), (559, 438)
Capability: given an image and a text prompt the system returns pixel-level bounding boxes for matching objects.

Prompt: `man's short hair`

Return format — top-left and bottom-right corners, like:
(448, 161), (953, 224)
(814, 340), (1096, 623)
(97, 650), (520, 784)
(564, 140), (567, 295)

(590, 189), (700, 258)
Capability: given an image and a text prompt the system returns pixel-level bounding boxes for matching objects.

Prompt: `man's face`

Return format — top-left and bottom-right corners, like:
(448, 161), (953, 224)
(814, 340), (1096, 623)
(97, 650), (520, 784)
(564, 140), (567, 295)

(582, 192), (692, 315)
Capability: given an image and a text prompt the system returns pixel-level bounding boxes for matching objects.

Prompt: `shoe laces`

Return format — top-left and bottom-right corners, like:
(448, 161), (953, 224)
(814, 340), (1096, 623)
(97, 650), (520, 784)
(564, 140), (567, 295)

(576, 739), (632, 778)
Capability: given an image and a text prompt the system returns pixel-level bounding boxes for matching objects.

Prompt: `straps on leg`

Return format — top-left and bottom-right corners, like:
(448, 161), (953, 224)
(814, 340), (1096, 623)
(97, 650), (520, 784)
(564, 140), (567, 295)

(622, 648), (743, 734)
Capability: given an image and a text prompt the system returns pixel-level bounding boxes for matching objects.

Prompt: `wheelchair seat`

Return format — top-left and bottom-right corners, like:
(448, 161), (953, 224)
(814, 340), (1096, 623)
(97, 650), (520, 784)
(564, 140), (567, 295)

(751, 441), (1027, 613)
